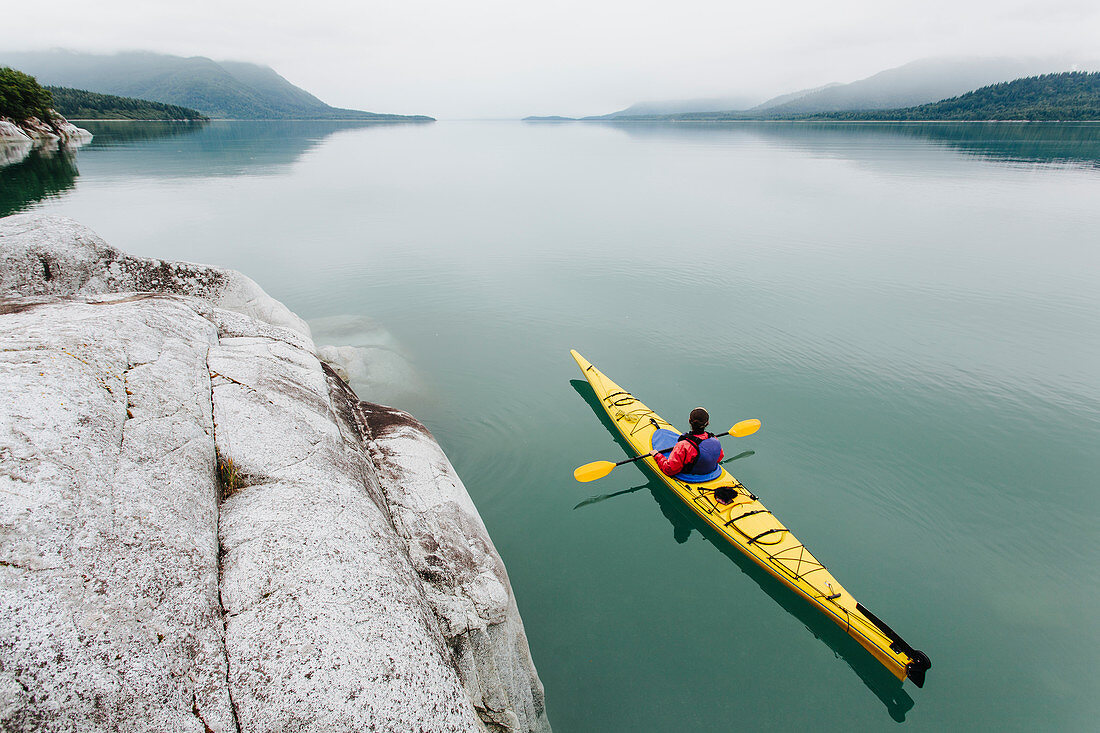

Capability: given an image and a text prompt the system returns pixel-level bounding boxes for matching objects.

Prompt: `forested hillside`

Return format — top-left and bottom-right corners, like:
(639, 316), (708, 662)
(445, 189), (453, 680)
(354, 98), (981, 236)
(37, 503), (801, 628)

(47, 87), (207, 120)
(810, 72), (1100, 121)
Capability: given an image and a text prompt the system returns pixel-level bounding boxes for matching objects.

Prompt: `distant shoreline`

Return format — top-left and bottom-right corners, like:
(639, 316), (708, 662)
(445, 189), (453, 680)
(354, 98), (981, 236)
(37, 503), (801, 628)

(68, 117), (435, 123)
(524, 117), (1100, 124)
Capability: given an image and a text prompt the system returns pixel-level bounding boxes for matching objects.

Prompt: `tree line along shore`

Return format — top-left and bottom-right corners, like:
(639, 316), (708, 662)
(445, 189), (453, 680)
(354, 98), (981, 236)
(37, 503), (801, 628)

(2, 66), (207, 123)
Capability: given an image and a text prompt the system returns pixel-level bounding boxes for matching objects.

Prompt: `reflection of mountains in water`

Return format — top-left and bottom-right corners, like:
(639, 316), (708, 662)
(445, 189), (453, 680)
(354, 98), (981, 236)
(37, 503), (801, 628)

(604, 120), (1100, 168)
(569, 380), (915, 723)
(78, 119), (413, 177)
(0, 146), (80, 217)
(0, 119), (418, 216)
(81, 120), (209, 144)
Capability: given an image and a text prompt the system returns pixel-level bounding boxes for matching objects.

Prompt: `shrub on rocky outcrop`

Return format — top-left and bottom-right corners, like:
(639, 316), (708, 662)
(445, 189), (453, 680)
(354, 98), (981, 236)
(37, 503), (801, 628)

(0, 67), (55, 123)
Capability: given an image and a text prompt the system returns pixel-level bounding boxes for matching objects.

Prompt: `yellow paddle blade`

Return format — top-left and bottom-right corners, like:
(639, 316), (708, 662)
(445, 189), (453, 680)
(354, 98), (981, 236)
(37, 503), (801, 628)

(574, 460), (616, 483)
(729, 418), (762, 437)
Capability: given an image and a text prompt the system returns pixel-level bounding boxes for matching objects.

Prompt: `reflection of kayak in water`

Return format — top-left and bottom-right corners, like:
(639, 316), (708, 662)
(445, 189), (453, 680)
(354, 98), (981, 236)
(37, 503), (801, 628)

(570, 349), (931, 688)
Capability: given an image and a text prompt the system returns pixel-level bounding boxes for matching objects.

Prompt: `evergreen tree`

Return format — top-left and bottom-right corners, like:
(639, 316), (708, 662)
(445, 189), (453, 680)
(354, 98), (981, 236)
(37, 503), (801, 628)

(46, 86), (208, 120)
(0, 67), (54, 121)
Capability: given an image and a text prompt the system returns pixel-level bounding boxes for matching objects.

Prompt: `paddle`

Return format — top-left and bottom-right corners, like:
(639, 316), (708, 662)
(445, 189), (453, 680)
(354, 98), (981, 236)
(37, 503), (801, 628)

(573, 418), (761, 482)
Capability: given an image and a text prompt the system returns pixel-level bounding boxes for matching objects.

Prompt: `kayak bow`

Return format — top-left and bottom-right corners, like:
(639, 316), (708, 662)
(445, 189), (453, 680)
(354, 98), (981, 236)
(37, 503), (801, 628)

(570, 349), (931, 687)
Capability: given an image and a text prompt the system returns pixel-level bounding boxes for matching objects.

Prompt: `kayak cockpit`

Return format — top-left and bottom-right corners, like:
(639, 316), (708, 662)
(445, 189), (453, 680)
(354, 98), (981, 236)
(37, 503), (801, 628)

(650, 428), (723, 482)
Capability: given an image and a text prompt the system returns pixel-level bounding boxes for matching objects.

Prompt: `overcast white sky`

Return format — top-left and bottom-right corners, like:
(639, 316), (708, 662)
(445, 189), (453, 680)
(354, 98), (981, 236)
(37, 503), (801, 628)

(3, 1), (1098, 118)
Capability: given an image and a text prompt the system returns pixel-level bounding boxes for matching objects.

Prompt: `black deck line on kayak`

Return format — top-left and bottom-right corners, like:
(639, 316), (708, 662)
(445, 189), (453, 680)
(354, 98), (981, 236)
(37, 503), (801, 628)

(589, 372), (665, 440)
(751, 545), (855, 637)
(767, 545), (812, 576)
(726, 508), (771, 526)
(773, 544), (827, 583)
(801, 566), (828, 580)
(700, 479), (757, 502)
(733, 481), (757, 500)
(628, 410), (660, 435)
(604, 390), (639, 407)
(695, 481), (756, 502)
(691, 495), (713, 514)
(748, 527), (788, 544)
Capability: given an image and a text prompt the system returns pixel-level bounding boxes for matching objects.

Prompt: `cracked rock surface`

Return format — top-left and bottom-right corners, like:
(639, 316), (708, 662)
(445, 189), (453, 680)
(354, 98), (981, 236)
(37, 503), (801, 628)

(0, 295), (232, 732)
(352, 401), (550, 733)
(0, 215), (549, 732)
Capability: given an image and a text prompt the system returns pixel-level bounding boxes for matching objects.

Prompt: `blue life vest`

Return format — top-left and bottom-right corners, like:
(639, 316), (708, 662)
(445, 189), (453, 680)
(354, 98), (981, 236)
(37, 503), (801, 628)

(678, 432), (722, 475)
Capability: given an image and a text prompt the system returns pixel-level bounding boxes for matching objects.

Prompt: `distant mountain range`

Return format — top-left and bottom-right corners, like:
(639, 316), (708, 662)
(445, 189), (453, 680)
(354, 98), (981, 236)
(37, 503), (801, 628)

(749, 57), (1071, 115)
(530, 56), (1087, 121)
(808, 72), (1100, 121)
(0, 50), (433, 121)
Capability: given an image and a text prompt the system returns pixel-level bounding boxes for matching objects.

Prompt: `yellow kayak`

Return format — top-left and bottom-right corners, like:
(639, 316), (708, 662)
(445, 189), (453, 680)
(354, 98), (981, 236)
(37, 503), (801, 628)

(571, 349), (931, 687)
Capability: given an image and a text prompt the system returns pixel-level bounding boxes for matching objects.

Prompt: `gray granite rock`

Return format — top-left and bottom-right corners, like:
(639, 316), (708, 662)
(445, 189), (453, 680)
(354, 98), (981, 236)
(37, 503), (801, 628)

(0, 216), (550, 732)
(212, 337), (485, 732)
(0, 117), (90, 170)
(0, 214), (310, 339)
(351, 401), (550, 733)
(0, 294), (233, 732)
(0, 120), (32, 143)
(0, 116), (91, 145)
(0, 137), (33, 169)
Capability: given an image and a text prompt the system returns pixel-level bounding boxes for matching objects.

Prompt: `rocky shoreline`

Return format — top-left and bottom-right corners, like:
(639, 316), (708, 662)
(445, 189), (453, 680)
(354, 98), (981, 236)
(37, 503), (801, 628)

(0, 115), (90, 144)
(0, 216), (550, 732)
(0, 115), (91, 169)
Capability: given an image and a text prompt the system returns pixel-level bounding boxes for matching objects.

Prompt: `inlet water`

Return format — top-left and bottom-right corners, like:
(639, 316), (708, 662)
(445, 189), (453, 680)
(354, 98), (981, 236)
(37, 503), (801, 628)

(4, 119), (1098, 731)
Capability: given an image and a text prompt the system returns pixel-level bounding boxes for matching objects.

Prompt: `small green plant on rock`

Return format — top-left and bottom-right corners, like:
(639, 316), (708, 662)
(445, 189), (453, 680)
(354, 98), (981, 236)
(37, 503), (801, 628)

(215, 449), (244, 499)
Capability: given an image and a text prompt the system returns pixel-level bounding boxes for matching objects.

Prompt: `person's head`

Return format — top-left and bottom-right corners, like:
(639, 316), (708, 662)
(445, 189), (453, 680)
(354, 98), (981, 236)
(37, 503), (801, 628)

(689, 407), (709, 432)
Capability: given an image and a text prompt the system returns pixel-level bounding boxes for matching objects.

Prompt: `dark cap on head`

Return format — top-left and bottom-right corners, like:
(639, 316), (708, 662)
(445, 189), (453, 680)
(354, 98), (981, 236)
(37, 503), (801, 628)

(689, 407), (710, 431)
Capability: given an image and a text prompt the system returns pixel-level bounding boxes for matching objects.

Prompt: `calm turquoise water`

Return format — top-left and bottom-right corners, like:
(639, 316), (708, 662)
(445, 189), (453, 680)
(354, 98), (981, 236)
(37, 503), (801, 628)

(5, 120), (1099, 730)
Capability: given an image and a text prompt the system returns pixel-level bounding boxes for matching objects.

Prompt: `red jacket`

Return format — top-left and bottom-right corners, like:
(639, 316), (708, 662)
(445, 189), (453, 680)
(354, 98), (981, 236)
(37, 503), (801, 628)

(653, 433), (724, 476)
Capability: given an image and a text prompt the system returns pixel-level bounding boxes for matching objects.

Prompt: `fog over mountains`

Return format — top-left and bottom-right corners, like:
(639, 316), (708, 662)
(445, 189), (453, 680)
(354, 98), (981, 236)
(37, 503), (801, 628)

(594, 56), (1089, 119)
(0, 50), (433, 120)
(4, 49), (1096, 121)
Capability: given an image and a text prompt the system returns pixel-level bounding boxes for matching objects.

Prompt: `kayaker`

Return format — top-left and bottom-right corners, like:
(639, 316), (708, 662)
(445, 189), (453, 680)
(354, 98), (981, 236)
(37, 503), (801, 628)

(650, 407), (724, 477)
